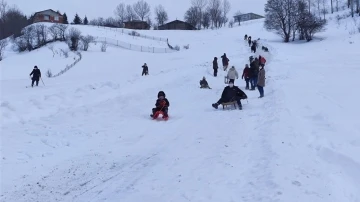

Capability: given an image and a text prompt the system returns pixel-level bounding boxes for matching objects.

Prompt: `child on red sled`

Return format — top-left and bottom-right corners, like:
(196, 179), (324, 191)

(150, 91), (170, 118)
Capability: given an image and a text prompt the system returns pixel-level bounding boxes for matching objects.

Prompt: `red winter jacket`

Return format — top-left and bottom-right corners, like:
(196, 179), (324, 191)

(242, 67), (250, 79)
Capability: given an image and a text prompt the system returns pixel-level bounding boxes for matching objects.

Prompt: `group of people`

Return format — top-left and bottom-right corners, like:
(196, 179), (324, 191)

(212, 53), (230, 77)
(245, 34), (258, 53)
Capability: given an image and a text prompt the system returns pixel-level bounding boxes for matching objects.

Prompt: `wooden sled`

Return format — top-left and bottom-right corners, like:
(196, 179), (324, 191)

(221, 101), (237, 110)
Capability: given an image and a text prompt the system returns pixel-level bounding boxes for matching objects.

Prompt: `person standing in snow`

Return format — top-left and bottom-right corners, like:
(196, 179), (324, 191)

(259, 55), (266, 67)
(212, 81), (247, 110)
(242, 64), (251, 90)
(249, 59), (259, 90)
(248, 37), (252, 46)
(244, 34), (248, 40)
(150, 91), (170, 118)
(221, 53), (229, 71)
(29, 66), (41, 87)
(213, 57), (219, 77)
(257, 65), (266, 98)
(251, 43), (256, 53)
(227, 66), (239, 84)
(142, 63), (149, 76)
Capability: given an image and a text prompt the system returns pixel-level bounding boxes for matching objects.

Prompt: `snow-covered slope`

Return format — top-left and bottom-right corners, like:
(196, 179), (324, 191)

(1, 12), (360, 202)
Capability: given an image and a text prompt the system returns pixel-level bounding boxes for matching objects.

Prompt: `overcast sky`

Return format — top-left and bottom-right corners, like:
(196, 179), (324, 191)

(9, 0), (265, 22)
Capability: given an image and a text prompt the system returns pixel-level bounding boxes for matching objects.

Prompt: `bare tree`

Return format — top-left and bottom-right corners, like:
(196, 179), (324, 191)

(48, 24), (60, 41)
(0, 38), (7, 60)
(0, 0), (7, 19)
(184, 6), (200, 27)
(222, 0), (231, 26)
(191, 0), (208, 29)
(234, 10), (242, 25)
(66, 27), (81, 51)
(334, 0), (341, 11)
(34, 24), (48, 47)
(80, 35), (94, 51)
(12, 25), (35, 52)
(350, 0), (354, 17)
(56, 24), (68, 41)
(114, 3), (126, 25)
(330, 0), (333, 13)
(207, 0), (222, 28)
(133, 0), (151, 21)
(321, 0), (328, 19)
(154, 5), (168, 25)
(125, 5), (138, 21)
(202, 11), (211, 28)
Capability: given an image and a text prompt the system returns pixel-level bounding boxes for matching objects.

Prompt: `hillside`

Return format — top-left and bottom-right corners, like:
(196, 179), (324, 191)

(1, 10), (360, 202)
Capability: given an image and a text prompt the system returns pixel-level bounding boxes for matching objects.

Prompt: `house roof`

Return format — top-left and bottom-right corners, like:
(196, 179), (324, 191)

(159, 20), (196, 29)
(124, 20), (148, 24)
(233, 12), (264, 18)
(34, 9), (62, 16)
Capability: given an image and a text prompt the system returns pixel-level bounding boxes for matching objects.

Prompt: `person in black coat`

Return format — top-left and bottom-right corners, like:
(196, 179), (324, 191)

(248, 37), (252, 46)
(142, 63), (149, 76)
(213, 57), (218, 77)
(150, 91), (170, 118)
(29, 66), (41, 87)
(212, 81), (247, 110)
(200, 76), (211, 89)
(221, 53), (229, 71)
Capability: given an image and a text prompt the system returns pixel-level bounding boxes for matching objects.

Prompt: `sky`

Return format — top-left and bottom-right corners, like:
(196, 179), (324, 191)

(9, 0), (266, 22)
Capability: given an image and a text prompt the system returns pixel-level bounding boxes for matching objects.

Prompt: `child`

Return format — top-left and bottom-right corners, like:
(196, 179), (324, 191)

(200, 76), (211, 89)
(150, 91), (170, 118)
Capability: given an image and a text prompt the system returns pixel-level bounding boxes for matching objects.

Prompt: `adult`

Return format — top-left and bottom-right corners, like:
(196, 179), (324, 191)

(29, 66), (41, 87)
(142, 63), (149, 76)
(227, 66), (239, 84)
(257, 65), (266, 98)
(221, 53), (229, 71)
(212, 81), (247, 110)
(213, 57), (218, 77)
(242, 64), (250, 90)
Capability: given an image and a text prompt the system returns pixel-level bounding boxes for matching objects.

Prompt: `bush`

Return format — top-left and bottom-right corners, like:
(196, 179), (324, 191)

(174, 45), (180, 51)
(66, 27), (81, 51)
(229, 20), (234, 28)
(46, 69), (53, 78)
(60, 49), (69, 58)
(183, 44), (189, 49)
(80, 35), (95, 51)
(101, 42), (107, 52)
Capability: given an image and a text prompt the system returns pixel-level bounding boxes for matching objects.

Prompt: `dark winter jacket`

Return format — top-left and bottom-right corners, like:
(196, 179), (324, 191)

(242, 66), (250, 79)
(221, 54), (229, 66)
(213, 58), (218, 69)
(200, 79), (209, 86)
(142, 65), (148, 72)
(155, 98), (170, 109)
(221, 86), (247, 100)
(30, 68), (41, 80)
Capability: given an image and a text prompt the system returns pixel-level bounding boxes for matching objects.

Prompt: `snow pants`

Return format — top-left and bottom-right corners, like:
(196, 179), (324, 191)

(257, 85), (264, 97)
(213, 68), (218, 77)
(31, 78), (39, 87)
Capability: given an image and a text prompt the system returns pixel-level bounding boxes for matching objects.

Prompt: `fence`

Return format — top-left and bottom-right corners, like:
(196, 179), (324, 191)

(52, 52), (82, 78)
(94, 37), (178, 53)
(92, 25), (168, 42)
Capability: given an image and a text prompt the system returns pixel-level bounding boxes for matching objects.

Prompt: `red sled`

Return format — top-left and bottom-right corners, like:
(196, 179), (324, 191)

(151, 111), (169, 121)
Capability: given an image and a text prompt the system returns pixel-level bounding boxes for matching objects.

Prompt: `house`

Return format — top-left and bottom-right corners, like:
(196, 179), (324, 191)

(124, 20), (150, 30)
(158, 20), (197, 30)
(233, 13), (264, 23)
(33, 9), (63, 23)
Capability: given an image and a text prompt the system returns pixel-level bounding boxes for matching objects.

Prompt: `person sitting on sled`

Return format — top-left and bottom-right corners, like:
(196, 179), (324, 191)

(150, 91), (170, 118)
(200, 76), (211, 89)
(212, 81), (247, 110)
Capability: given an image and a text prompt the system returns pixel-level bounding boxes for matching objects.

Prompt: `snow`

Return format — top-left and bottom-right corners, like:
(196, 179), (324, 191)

(1, 10), (360, 202)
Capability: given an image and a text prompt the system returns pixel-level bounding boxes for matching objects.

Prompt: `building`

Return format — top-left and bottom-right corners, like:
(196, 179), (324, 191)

(158, 20), (197, 30)
(233, 13), (264, 23)
(33, 9), (63, 23)
(124, 20), (150, 30)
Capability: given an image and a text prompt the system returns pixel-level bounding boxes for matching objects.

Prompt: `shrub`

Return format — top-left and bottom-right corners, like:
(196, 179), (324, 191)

(60, 49), (69, 58)
(174, 45), (180, 51)
(183, 44), (189, 49)
(80, 35), (95, 51)
(46, 69), (53, 78)
(101, 42), (107, 52)
(66, 27), (82, 51)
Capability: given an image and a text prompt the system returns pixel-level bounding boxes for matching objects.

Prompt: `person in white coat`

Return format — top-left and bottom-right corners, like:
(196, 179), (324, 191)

(227, 66), (239, 84)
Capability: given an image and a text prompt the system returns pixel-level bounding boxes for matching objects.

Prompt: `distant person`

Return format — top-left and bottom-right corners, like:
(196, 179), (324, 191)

(29, 66), (41, 87)
(259, 55), (266, 67)
(227, 66), (239, 84)
(221, 53), (230, 71)
(257, 65), (266, 98)
(213, 57), (219, 77)
(200, 76), (211, 89)
(211, 81), (247, 110)
(248, 36), (252, 46)
(244, 34), (248, 40)
(142, 63), (149, 76)
(242, 64), (250, 90)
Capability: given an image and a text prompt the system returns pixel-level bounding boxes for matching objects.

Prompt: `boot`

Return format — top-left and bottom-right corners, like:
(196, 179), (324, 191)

(239, 105), (242, 110)
(212, 103), (219, 109)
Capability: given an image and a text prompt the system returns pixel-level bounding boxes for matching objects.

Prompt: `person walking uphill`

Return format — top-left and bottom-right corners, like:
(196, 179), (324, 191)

(221, 53), (229, 71)
(227, 66), (239, 84)
(142, 63), (149, 76)
(212, 81), (247, 110)
(213, 57), (219, 77)
(257, 65), (266, 98)
(242, 64), (251, 89)
(29, 66), (41, 87)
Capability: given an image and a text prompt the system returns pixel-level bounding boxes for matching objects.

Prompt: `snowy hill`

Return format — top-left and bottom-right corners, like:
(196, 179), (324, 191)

(1, 10), (360, 202)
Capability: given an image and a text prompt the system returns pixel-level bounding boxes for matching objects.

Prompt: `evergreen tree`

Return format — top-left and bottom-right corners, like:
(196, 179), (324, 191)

(73, 14), (82, 24)
(83, 16), (88, 25)
(63, 13), (69, 24)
